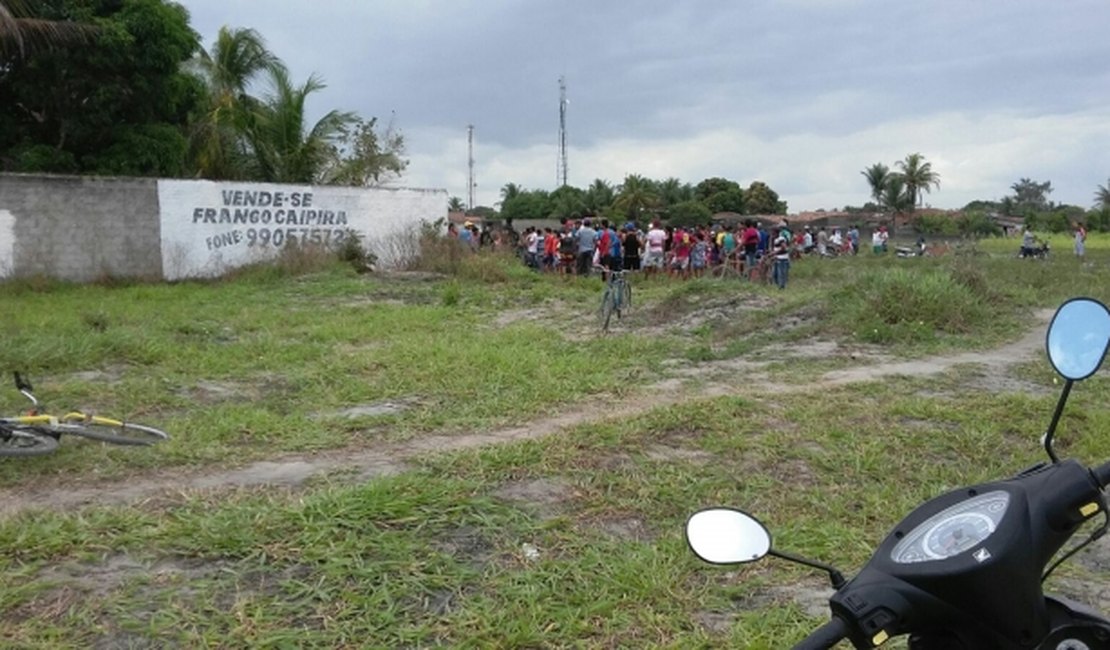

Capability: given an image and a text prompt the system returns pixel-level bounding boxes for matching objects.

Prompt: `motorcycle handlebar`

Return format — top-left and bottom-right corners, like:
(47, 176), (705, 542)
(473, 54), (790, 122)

(1091, 460), (1110, 490)
(793, 617), (850, 650)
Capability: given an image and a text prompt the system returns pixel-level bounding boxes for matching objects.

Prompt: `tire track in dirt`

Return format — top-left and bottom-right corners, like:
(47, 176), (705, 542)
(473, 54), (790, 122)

(0, 311), (1053, 519)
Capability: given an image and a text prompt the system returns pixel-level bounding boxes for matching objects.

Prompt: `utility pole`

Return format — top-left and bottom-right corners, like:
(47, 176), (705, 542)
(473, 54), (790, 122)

(467, 124), (475, 212)
(557, 76), (568, 187)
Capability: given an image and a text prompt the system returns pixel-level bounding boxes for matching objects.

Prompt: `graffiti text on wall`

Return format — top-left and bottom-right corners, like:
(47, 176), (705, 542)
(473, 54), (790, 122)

(191, 190), (350, 251)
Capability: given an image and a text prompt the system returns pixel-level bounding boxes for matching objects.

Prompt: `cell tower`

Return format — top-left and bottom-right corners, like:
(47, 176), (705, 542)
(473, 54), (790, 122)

(467, 124), (475, 211)
(558, 76), (568, 187)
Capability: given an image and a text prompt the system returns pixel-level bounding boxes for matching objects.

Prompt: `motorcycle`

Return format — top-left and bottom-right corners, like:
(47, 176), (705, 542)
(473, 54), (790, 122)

(896, 240), (928, 258)
(685, 297), (1110, 649)
(1020, 240), (1051, 259)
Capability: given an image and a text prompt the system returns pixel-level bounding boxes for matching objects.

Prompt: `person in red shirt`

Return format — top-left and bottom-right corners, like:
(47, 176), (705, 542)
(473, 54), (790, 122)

(741, 220), (760, 273)
(542, 228), (559, 272)
(670, 227), (691, 278)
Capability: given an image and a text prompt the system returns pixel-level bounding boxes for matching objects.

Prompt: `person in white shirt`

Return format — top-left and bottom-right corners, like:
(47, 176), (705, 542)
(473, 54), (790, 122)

(643, 221), (667, 277)
(772, 233), (790, 289)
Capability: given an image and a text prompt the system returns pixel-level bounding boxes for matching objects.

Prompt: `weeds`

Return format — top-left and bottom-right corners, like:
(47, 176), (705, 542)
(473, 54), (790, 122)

(2, 235), (1110, 647)
(828, 265), (990, 344)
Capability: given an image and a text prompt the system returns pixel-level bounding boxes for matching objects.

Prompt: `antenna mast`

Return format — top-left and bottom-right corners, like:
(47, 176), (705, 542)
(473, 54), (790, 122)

(558, 76), (568, 187)
(467, 124), (475, 211)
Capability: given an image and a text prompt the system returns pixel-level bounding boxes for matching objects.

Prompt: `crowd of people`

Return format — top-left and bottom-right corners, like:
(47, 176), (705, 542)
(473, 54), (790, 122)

(449, 217), (903, 290)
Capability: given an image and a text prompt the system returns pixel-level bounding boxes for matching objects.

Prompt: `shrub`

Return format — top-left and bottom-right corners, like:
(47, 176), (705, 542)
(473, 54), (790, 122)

(336, 229), (378, 272)
(831, 267), (990, 343)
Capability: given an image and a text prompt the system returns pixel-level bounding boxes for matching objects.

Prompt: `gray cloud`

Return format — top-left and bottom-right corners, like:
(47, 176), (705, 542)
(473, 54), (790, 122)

(180, 0), (1110, 210)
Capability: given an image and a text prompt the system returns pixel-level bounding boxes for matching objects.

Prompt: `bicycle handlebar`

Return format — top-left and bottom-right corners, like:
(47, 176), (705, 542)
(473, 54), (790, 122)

(13, 372), (31, 392)
(13, 372), (38, 407)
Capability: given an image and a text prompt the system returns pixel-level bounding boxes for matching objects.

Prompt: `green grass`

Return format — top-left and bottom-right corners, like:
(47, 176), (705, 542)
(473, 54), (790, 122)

(2, 239), (1110, 647)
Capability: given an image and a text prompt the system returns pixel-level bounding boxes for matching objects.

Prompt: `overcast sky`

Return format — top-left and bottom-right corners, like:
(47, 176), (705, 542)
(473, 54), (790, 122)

(179, 0), (1110, 212)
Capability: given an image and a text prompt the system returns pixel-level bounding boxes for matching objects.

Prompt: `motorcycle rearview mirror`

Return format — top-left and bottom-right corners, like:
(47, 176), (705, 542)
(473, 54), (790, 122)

(1046, 298), (1110, 381)
(685, 508), (847, 589)
(1042, 298), (1110, 462)
(685, 508), (772, 565)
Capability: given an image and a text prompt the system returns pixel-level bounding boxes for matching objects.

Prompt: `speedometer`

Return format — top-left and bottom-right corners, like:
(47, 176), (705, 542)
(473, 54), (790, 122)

(891, 491), (1010, 564)
(923, 511), (995, 559)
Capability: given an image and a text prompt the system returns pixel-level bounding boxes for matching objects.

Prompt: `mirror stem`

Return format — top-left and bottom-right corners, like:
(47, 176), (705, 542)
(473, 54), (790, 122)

(1043, 379), (1073, 464)
(769, 549), (847, 589)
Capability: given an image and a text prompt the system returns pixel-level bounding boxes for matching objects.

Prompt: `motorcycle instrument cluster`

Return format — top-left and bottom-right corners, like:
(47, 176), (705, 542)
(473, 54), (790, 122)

(889, 490), (1010, 564)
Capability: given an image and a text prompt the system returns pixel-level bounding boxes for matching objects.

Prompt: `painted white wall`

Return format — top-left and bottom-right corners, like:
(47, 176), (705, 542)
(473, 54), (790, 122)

(0, 210), (14, 278)
(158, 180), (447, 280)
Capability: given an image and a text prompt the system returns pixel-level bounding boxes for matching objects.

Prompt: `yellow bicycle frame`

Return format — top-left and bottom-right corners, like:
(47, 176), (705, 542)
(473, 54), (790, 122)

(7, 412), (125, 427)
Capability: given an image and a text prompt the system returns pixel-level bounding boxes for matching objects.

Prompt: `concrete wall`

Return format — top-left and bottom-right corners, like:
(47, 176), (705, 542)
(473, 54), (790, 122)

(0, 173), (447, 282)
(0, 174), (162, 282)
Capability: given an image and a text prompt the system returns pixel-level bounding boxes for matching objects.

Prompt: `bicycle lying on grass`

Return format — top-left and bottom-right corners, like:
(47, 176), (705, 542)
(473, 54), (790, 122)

(0, 373), (169, 457)
(596, 267), (632, 332)
(0, 423), (59, 457)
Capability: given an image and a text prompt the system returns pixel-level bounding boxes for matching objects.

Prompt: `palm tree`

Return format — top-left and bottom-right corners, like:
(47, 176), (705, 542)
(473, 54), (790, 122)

(894, 153), (941, 211)
(1094, 179), (1110, 210)
(585, 178), (614, 212)
(658, 177), (693, 206)
(499, 182), (521, 205)
(248, 67), (355, 183)
(447, 196), (465, 212)
(613, 174), (660, 221)
(1, 1), (95, 59)
(549, 187), (587, 221)
(188, 27), (285, 179)
(881, 176), (913, 213)
(861, 163), (890, 205)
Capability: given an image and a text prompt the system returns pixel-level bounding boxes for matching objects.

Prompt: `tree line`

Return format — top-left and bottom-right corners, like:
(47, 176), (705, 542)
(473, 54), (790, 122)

(856, 153), (1110, 236)
(0, 0), (405, 185)
(452, 175), (787, 227)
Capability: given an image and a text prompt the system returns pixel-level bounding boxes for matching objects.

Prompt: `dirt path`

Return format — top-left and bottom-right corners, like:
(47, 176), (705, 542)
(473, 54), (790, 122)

(0, 311), (1054, 519)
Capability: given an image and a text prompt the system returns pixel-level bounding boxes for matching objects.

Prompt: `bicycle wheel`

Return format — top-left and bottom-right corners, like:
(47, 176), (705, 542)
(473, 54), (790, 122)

(620, 280), (632, 312)
(54, 415), (169, 446)
(598, 288), (615, 331)
(0, 427), (59, 457)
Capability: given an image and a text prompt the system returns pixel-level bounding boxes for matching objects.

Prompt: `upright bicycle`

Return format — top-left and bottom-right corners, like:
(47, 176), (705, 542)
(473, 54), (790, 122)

(0, 372), (169, 450)
(597, 267), (632, 332)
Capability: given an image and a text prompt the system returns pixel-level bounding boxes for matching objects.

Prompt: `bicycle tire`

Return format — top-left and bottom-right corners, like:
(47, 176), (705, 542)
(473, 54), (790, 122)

(0, 428), (59, 457)
(621, 280), (632, 312)
(599, 288), (615, 332)
(52, 416), (169, 446)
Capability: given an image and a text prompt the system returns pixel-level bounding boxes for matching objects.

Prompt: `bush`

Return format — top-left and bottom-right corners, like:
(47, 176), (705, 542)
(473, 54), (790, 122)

(831, 267), (990, 344)
(913, 213), (960, 236)
(336, 229), (378, 272)
(1024, 211), (1070, 233)
(405, 231), (466, 275)
(958, 211), (1002, 237)
(913, 211), (1000, 237)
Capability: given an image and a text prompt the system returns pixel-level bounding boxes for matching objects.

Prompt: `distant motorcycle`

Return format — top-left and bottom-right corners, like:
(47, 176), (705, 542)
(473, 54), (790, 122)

(896, 240), (928, 258)
(1020, 239), (1050, 259)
